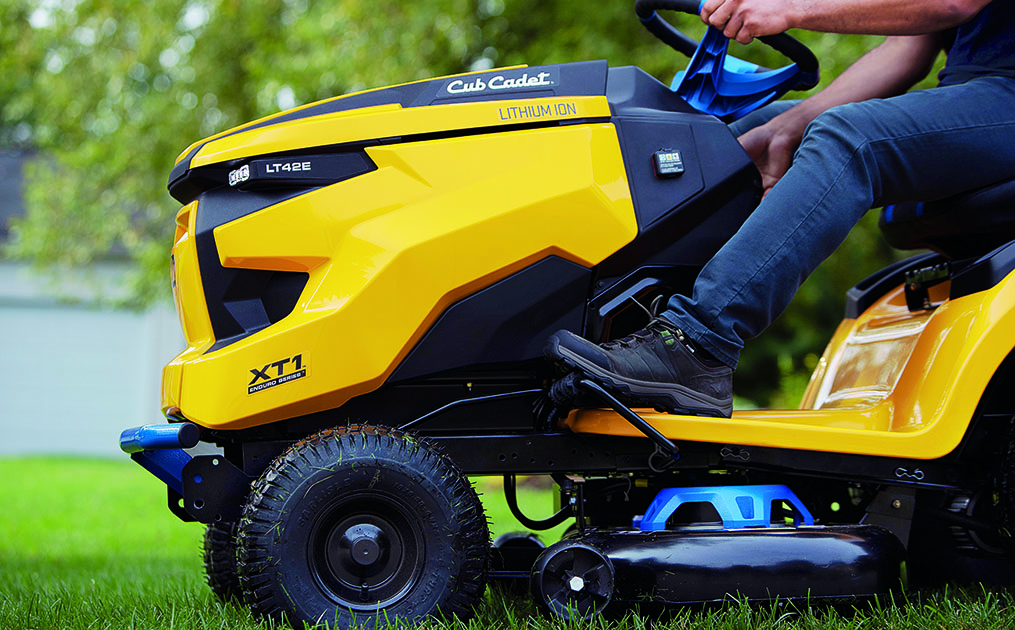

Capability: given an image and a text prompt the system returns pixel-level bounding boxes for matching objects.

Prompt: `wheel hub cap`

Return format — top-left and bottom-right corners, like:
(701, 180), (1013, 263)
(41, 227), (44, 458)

(342, 524), (385, 567)
(568, 575), (585, 592)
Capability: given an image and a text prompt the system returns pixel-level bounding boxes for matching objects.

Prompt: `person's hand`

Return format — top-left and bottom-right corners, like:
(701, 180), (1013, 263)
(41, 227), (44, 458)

(737, 116), (805, 197)
(700, 0), (795, 44)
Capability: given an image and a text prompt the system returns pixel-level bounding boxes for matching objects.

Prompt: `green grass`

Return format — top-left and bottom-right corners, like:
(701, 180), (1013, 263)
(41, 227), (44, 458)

(2, 457), (1015, 629)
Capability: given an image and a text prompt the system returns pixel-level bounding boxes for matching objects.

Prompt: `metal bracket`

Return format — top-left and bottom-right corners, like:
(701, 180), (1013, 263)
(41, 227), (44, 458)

(182, 455), (253, 524)
(904, 262), (950, 312)
(167, 487), (193, 523)
(860, 485), (916, 548)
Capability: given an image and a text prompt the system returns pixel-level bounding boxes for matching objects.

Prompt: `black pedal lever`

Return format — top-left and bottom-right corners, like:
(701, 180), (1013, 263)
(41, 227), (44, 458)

(577, 378), (680, 462)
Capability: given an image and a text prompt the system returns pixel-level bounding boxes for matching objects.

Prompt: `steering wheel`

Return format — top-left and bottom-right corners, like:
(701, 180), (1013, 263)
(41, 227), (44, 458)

(635, 0), (820, 120)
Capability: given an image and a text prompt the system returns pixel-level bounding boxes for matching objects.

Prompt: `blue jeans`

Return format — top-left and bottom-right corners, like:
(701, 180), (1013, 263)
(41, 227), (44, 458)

(661, 76), (1015, 368)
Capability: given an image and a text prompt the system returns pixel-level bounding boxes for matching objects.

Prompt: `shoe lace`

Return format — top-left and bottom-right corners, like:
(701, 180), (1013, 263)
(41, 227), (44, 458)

(601, 295), (678, 350)
(632, 294), (666, 320)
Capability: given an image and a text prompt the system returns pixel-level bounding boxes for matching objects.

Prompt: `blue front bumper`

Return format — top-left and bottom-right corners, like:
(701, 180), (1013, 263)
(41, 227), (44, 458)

(120, 422), (200, 495)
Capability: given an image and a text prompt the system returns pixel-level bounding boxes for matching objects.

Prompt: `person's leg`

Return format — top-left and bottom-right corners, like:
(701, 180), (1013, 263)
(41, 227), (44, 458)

(546, 77), (1015, 417)
(664, 76), (1015, 368)
(728, 100), (799, 136)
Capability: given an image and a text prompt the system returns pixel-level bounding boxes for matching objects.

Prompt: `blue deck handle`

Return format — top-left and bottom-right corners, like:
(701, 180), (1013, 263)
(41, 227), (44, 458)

(640, 484), (815, 530)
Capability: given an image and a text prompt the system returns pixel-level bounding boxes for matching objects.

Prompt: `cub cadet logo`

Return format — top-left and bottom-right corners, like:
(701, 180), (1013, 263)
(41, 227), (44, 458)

(441, 70), (557, 97)
(248, 354), (307, 394)
(228, 164), (250, 187)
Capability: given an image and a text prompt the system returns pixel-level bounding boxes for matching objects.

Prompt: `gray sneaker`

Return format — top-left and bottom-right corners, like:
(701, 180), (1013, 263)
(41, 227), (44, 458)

(544, 319), (733, 418)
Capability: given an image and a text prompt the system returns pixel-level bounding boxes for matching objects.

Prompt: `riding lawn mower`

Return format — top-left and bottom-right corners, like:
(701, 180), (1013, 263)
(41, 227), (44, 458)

(121, 0), (1015, 626)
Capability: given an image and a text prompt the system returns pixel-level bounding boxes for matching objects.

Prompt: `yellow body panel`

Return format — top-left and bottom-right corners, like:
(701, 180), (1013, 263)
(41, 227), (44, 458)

(170, 201), (214, 347)
(173, 66), (529, 166)
(163, 201), (213, 414)
(190, 97), (611, 169)
(567, 272), (1015, 459)
(164, 123), (637, 428)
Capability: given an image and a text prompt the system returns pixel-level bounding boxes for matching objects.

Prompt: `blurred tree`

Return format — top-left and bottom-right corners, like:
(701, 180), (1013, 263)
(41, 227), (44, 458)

(2, 0), (492, 306)
(1, 0), (945, 403)
(0, 4), (42, 148)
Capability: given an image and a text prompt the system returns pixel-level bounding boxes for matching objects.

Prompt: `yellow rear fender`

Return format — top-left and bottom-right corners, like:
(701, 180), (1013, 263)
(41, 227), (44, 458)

(569, 257), (1015, 460)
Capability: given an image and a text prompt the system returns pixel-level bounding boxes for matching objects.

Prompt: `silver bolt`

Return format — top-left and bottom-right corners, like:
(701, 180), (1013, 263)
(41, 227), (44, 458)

(892, 499), (902, 509)
(568, 576), (585, 592)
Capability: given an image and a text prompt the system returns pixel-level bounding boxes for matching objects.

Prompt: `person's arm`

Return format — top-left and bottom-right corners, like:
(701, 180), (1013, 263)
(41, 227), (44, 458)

(702, 0), (991, 44)
(739, 33), (941, 195)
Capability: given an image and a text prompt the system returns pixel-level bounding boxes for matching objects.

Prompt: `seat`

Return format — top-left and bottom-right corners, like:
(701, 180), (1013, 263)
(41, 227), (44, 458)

(879, 175), (1015, 259)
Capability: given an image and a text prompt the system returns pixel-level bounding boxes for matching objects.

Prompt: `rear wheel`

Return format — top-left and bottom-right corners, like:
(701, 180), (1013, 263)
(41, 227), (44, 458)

(491, 531), (545, 594)
(237, 425), (489, 629)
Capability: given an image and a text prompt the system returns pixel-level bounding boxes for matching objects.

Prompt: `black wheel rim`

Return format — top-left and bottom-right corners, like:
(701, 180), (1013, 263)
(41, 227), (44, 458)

(308, 492), (425, 611)
(538, 545), (613, 619)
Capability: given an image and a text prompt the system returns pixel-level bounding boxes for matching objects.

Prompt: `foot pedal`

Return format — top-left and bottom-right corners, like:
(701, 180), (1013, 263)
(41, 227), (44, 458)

(577, 378), (680, 464)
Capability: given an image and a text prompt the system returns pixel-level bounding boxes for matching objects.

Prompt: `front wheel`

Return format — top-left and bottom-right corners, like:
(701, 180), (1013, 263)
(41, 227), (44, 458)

(236, 425), (489, 629)
(203, 520), (240, 602)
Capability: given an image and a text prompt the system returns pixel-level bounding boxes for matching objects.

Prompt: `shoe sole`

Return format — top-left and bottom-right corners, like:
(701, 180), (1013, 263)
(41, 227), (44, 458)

(546, 338), (733, 419)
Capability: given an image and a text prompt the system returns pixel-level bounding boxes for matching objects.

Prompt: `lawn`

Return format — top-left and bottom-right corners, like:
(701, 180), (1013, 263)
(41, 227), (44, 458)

(2, 456), (1015, 629)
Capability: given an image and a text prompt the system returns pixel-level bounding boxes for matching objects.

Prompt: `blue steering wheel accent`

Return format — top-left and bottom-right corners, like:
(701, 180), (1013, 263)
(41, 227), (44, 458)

(667, 17), (818, 120)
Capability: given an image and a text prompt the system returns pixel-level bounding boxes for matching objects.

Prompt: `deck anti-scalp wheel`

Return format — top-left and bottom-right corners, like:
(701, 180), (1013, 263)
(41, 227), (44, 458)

(236, 425), (489, 629)
(203, 520), (241, 602)
(491, 531), (546, 594)
(531, 540), (614, 620)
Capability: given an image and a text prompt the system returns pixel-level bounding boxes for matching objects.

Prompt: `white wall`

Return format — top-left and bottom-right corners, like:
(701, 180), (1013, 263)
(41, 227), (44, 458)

(0, 261), (184, 457)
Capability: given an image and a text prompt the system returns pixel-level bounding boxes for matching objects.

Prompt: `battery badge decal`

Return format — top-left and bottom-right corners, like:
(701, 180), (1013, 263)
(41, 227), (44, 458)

(652, 149), (685, 178)
(248, 353), (308, 394)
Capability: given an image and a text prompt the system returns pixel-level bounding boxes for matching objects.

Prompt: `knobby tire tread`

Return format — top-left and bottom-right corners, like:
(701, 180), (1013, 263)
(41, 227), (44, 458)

(236, 424), (489, 628)
(203, 520), (241, 603)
